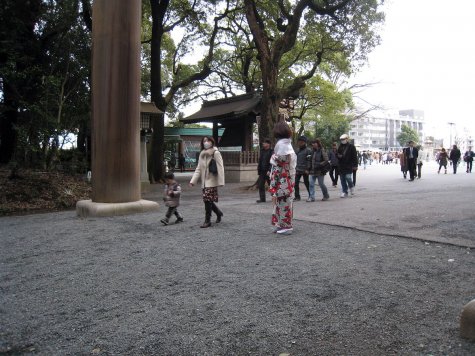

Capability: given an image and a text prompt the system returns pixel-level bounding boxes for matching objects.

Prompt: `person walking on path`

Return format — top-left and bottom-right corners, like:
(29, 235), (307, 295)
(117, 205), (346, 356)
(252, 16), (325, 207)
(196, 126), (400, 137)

(464, 146), (474, 173)
(400, 148), (408, 179)
(405, 140), (418, 181)
(449, 144), (461, 174)
(416, 146), (423, 179)
(160, 173), (184, 225)
(437, 147), (448, 174)
(293, 136), (312, 201)
(189, 136), (225, 228)
(328, 142), (339, 187)
(178, 153), (186, 172)
(269, 121), (296, 235)
(307, 139), (330, 202)
(256, 139), (273, 203)
(337, 134), (358, 198)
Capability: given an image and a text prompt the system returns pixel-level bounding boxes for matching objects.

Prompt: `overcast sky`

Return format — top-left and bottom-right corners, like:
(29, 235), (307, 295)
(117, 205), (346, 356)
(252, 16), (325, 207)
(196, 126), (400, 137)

(351, 0), (475, 140)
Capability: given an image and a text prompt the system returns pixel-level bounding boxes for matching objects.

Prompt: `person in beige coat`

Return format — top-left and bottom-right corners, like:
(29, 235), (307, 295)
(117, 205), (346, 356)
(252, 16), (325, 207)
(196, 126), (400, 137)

(189, 136), (225, 228)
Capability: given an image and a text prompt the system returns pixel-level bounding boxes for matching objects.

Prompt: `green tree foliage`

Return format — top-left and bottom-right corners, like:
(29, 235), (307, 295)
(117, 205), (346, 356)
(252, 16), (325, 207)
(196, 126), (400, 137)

(143, 0), (230, 181)
(289, 74), (351, 147)
(242, 0), (385, 142)
(397, 124), (420, 147)
(0, 0), (91, 170)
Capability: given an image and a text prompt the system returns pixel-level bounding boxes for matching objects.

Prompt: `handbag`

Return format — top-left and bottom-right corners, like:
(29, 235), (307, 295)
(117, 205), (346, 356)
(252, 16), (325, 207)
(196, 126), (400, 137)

(208, 153), (218, 175)
(320, 160), (331, 174)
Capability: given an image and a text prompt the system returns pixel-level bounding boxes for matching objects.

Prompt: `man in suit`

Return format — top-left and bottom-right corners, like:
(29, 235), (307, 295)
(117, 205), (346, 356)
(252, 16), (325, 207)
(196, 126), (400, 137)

(405, 140), (418, 181)
(256, 139), (273, 203)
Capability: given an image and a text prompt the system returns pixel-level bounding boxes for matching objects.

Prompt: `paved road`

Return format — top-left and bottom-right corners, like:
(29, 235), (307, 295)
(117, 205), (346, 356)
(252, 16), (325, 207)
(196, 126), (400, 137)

(169, 160), (475, 248)
(1, 161), (474, 355)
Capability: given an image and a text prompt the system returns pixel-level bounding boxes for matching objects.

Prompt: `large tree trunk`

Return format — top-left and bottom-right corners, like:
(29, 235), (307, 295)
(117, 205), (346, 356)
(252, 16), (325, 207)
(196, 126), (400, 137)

(258, 62), (280, 143)
(149, 111), (165, 183)
(149, 0), (167, 183)
(0, 95), (17, 164)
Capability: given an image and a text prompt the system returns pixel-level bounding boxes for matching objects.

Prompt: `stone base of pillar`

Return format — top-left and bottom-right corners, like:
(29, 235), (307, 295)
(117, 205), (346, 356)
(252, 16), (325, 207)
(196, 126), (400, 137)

(141, 180), (151, 193)
(76, 199), (159, 218)
(460, 299), (475, 340)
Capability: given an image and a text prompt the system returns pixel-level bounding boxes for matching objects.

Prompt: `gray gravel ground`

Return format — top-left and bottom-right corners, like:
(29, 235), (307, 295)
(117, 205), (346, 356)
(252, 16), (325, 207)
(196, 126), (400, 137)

(1, 162), (475, 355)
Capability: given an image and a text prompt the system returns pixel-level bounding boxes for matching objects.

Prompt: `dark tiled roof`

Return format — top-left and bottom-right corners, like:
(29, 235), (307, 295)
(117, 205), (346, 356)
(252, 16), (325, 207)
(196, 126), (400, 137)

(181, 93), (261, 123)
(140, 102), (163, 114)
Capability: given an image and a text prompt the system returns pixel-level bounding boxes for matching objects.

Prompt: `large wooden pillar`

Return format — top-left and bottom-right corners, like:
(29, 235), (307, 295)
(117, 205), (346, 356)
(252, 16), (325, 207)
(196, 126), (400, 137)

(77, 0), (159, 216)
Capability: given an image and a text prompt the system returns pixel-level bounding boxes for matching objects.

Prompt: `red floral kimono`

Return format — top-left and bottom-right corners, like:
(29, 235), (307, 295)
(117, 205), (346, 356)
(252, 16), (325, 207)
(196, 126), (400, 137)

(269, 154), (295, 229)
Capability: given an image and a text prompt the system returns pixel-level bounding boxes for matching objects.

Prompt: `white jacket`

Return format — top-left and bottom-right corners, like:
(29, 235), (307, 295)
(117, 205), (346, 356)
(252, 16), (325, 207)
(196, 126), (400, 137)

(190, 147), (225, 188)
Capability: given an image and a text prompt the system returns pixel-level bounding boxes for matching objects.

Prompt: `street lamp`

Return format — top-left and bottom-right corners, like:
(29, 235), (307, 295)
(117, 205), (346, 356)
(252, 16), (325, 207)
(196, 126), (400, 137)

(448, 122), (455, 147)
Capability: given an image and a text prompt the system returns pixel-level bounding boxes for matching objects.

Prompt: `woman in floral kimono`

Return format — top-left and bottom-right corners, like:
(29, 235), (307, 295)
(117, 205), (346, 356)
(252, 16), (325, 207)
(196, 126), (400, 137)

(268, 121), (297, 235)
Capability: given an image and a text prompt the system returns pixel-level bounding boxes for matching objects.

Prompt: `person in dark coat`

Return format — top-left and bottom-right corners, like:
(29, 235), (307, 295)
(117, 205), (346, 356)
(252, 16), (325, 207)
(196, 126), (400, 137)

(464, 146), (474, 173)
(449, 144), (461, 174)
(405, 140), (418, 181)
(327, 142), (339, 187)
(437, 147), (448, 174)
(178, 153), (186, 172)
(256, 139), (273, 203)
(337, 134), (358, 198)
(294, 136), (312, 201)
(307, 139), (330, 202)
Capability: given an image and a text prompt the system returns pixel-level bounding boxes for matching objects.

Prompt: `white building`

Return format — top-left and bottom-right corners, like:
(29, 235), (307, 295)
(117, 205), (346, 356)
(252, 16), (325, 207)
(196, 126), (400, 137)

(350, 109), (425, 151)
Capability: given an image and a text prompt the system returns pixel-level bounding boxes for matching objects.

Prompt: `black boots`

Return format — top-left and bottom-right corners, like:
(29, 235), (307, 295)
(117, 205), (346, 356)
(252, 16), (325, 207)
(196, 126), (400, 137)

(200, 202), (223, 228)
(201, 202), (212, 228)
(211, 202), (223, 223)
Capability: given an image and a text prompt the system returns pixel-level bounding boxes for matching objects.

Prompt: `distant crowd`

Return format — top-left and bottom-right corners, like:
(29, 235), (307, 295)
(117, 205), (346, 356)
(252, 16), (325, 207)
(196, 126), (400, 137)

(158, 123), (474, 236)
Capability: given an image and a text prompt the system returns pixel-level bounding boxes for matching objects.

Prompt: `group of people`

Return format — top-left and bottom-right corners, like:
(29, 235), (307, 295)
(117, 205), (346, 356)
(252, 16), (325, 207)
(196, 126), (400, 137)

(159, 128), (475, 236)
(159, 121), (359, 236)
(256, 122), (358, 235)
(398, 144), (474, 179)
(434, 145), (474, 175)
(161, 136), (225, 228)
(399, 140), (422, 180)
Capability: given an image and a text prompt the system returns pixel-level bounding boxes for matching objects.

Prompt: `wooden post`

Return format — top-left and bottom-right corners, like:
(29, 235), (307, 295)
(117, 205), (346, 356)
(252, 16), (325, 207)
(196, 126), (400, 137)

(91, 0), (141, 203)
(77, 0), (159, 216)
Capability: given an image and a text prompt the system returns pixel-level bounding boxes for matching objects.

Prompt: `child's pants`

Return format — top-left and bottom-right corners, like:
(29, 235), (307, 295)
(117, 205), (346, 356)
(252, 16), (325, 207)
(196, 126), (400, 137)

(165, 207), (182, 219)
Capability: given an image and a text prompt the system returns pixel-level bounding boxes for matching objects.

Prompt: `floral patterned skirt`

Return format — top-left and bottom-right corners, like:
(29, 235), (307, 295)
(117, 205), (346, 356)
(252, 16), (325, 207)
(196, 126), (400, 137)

(202, 187), (218, 202)
(272, 195), (293, 229)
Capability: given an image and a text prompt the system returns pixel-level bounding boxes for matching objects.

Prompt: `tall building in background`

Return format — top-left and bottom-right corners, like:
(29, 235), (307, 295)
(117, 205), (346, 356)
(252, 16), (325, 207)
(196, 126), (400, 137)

(350, 109), (424, 151)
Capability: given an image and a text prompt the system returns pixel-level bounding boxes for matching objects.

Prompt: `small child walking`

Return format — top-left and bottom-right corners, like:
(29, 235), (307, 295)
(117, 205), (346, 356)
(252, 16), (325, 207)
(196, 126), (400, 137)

(160, 173), (184, 225)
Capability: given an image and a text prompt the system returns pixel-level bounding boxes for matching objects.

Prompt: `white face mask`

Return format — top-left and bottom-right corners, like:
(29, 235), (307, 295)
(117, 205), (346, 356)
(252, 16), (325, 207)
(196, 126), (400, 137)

(340, 139), (348, 144)
(203, 142), (212, 149)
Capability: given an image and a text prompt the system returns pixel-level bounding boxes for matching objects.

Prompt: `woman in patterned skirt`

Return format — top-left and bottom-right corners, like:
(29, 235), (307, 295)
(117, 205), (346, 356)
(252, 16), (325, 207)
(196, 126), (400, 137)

(269, 121), (297, 235)
(189, 136), (225, 228)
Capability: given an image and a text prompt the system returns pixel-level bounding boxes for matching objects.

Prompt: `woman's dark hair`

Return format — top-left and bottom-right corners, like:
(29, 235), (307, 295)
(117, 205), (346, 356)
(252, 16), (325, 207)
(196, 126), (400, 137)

(263, 138), (272, 145)
(311, 139), (323, 149)
(164, 172), (175, 180)
(273, 121), (292, 140)
(200, 136), (216, 150)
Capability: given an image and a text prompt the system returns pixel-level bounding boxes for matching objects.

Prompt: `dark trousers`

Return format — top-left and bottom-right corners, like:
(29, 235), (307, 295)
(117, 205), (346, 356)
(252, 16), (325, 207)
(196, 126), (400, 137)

(165, 206), (182, 219)
(452, 160), (458, 173)
(417, 163), (422, 178)
(352, 170), (357, 187)
(329, 166), (339, 186)
(407, 158), (416, 180)
(257, 173), (270, 202)
(294, 172), (310, 199)
(467, 161), (473, 172)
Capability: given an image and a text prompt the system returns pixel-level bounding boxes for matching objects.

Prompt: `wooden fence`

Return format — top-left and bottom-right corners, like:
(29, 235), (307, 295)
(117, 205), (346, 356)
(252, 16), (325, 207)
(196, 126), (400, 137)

(221, 151), (259, 165)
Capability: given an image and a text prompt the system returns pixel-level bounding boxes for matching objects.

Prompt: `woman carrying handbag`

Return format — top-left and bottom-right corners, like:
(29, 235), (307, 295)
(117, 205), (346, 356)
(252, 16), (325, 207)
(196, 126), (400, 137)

(189, 136), (225, 228)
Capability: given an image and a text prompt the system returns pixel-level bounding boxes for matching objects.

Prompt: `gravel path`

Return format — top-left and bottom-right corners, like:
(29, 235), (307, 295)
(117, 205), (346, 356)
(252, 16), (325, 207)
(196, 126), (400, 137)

(1, 162), (475, 355)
